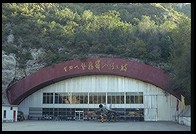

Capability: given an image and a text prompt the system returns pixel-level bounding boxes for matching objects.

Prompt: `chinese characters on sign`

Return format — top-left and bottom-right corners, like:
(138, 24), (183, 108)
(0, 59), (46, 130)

(64, 59), (128, 72)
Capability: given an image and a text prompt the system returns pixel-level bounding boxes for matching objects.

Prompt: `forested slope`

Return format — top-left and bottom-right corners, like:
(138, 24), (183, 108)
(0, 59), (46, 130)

(2, 3), (191, 104)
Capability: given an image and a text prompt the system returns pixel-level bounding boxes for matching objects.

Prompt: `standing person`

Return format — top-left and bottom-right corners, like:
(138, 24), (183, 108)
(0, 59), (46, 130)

(100, 113), (104, 123)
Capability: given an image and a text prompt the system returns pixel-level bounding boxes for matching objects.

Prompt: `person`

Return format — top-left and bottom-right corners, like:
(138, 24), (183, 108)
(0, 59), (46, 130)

(100, 113), (104, 123)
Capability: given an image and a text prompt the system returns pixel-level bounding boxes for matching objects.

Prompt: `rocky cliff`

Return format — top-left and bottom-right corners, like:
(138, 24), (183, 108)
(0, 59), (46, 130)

(2, 46), (45, 104)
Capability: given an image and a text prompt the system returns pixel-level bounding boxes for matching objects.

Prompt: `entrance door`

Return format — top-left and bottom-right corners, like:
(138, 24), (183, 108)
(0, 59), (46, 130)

(75, 111), (84, 120)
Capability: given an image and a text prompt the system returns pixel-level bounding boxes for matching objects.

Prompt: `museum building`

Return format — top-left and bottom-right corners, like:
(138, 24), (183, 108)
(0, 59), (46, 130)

(6, 58), (183, 121)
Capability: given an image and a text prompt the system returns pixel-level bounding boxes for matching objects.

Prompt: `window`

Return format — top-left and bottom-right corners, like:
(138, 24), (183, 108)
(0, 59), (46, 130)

(79, 93), (88, 104)
(97, 93), (106, 104)
(43, 93), (53, 104)
(126, 92), (143, 104)
(55, 93), (70, 104)
(89, 93), (106, 104)
(55, 93), (88, 104)
(89, 93), (97, 104)
(107, 92), (124, 104)
(72, 93), (80, 104)
(43, 108), (54, 116)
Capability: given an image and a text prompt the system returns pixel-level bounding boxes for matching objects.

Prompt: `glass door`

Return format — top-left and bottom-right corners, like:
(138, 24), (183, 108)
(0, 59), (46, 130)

(75, 111), (84, 120)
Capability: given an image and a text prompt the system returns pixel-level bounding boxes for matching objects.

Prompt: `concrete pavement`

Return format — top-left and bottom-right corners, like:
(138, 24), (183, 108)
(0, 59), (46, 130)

(2, 120), (191, 131)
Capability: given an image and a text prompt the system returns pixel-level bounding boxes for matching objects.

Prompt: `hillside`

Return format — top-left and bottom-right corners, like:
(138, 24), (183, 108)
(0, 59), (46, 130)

(2, 3), (191, 104)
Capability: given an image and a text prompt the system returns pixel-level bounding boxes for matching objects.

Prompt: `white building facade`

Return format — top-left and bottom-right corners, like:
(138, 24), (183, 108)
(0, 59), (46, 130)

(18, 75), (182, 121)
(2, 104), (18, 122)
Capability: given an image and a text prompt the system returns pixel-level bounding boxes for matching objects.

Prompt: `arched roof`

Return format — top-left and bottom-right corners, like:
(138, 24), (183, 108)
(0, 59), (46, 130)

(6, 58), (180, 105)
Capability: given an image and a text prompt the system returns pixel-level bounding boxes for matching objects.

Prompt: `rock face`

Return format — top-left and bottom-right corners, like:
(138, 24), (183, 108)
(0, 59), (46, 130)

(2, 48), (46, 104)
(25, 48), (45, 76)
(2, 50), (16, 104)
(2, 24), (47, 104)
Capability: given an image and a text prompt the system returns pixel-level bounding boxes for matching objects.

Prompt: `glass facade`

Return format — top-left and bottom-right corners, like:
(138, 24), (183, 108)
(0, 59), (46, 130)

(31, 92), (144, 121)
(54, 93), (88, 104)
(43, 92), (143, 104)
(29, 107), (144, 121)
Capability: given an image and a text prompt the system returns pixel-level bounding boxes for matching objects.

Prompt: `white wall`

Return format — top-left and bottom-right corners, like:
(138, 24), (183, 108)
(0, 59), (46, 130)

(18, 75), (181, 121)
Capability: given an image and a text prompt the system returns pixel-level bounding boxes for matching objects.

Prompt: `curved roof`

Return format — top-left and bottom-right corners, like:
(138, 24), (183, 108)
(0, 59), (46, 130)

(6, 58), (180, 105)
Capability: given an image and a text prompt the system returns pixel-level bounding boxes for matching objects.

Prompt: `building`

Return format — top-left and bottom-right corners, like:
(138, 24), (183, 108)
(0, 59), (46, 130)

(6, 58), (183, 121)
(2, 104), (18, 122)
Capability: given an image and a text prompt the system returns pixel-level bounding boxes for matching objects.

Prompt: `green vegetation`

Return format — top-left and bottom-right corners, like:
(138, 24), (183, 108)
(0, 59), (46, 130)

(2, 3), (191, 104)
(17, 111), (25, 121)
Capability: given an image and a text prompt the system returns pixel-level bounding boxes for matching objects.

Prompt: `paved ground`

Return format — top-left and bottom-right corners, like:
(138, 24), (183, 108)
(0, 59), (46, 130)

(2, 120), (191, 131)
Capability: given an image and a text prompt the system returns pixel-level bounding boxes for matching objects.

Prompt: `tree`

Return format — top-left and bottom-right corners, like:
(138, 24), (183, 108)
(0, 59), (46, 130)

(169, 17), (191, 104)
